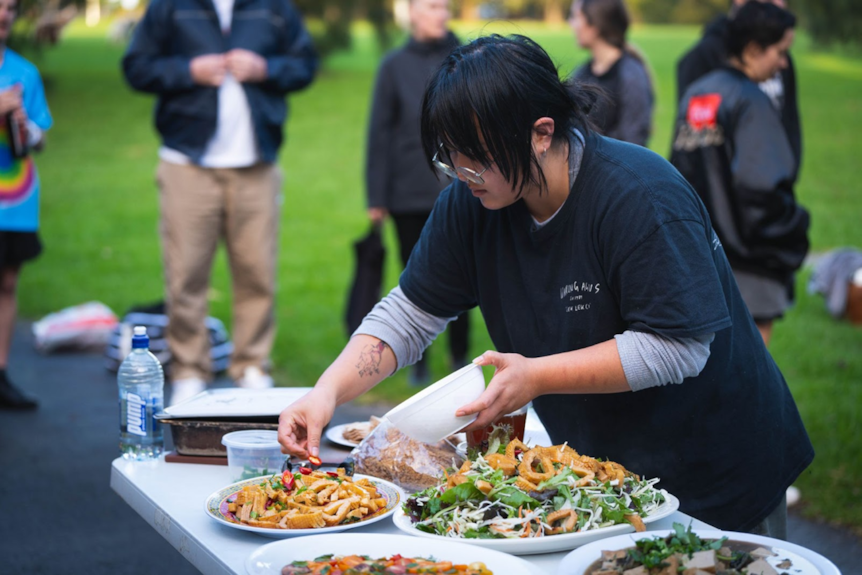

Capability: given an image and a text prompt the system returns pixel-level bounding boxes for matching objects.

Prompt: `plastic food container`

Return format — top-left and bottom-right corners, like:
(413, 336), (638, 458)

(466, 405), (528, 450)
(221, 430), (284, 482)
(383, 363), (486, 443)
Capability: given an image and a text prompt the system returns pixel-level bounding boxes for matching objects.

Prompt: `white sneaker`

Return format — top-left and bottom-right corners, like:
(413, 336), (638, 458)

(786, 485), (801, 507)
(237, 366), (273, 389)
(169, 378), (207, 407)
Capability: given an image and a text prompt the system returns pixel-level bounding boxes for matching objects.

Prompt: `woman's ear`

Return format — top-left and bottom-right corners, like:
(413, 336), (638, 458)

(742, 41), (764, 66)
(532, 117), (556, 156)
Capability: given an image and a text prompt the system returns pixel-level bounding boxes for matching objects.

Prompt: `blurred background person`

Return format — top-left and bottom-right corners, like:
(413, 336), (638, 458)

(670, 1), (809, 346)
(675, 0), (801, 170)
(122, 0), (317, 405)
(568, 0), (653, 146)
(365, 0), (467, 385)
(0, 0), (52, 410)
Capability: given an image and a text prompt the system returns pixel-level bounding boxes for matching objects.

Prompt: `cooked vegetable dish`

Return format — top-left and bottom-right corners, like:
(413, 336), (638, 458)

(588, 523), (803, 575)
(281, 554), (492, 574)
(227, 468), (388, 529)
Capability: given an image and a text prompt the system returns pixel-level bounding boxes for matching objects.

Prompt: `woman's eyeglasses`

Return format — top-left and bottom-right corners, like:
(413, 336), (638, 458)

(432, 143), (488, 185)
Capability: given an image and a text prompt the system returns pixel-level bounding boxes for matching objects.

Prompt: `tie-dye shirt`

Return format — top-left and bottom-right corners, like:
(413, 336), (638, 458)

(0, 48), (52, 231)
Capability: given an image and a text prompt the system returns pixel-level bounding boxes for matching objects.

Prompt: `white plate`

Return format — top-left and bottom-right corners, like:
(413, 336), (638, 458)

(244, 532), (544, 575)
(204, 474), (403, 538)
(392, 493), (680, 555)
(161, 387), (312, 418)
(324, 423), (362, 448)
(554, 529), (840, 575)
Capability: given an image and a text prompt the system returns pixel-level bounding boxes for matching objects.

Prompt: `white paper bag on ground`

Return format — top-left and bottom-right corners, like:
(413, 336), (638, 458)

(32, 301), (118, 352)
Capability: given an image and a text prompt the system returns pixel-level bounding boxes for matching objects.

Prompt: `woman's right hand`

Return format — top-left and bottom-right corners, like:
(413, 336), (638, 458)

(278, 386), (337, 459)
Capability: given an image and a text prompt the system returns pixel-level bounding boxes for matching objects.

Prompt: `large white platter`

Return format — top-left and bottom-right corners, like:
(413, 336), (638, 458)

(554, 529), (840, 575)
(162, 387), (311, 418)
(244, 532), (544, 575)
(205, 474), (403, 539)
(392, 493), (680, 555)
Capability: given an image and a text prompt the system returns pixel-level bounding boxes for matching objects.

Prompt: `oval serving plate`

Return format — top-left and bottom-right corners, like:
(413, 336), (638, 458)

(205, 474), (403, 538)
(554, 529), (840, 575)
(245, 533), (545, 575)
(392, 493), (680, 555)
(324, 423), (361, 448)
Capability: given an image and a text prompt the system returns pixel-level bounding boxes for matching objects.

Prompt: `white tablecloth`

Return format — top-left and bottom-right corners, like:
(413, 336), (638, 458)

(111, 455), (713, 575)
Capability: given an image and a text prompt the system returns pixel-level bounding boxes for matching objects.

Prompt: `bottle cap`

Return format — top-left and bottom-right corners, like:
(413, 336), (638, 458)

(132, 325), (149, 349)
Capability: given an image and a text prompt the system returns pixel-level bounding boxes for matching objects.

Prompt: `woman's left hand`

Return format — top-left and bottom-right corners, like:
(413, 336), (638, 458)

(456, 351), (541, 432)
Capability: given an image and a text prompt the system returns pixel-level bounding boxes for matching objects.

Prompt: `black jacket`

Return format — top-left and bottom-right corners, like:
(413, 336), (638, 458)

(676, 15), (802, 173)
(365, 32), (459, 214)
(571, 53), (653, 147)
(671, 67), (809, 287)
(122, 0), (318, 164)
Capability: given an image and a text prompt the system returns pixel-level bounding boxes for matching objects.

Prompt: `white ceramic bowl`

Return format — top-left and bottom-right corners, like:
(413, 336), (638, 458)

(383, 363), (485, 443)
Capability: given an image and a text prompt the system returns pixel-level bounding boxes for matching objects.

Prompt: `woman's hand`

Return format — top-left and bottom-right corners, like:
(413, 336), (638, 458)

(456, 351), (541, 432)
(0, 86), (22, 116)
(278, 386), (337, 458)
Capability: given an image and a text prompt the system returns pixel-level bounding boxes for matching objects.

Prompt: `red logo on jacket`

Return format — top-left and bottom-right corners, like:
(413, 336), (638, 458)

(686, 94), (722, 130)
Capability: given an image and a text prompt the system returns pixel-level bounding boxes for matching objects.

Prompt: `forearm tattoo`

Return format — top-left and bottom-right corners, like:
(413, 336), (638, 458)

(356, 341), (388, 378)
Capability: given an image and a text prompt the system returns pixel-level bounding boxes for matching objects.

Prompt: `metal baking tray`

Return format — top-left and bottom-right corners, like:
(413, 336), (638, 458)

(160, 416), (278, 457)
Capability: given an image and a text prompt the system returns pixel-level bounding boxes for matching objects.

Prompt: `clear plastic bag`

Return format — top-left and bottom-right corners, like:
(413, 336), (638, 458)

(351, 417), (465, 492)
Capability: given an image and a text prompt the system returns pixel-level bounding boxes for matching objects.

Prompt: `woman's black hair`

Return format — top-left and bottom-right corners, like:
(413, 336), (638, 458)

(421, 34), (595, 198)
(726, 2), (796, 60)
(578, 0), (630, 50)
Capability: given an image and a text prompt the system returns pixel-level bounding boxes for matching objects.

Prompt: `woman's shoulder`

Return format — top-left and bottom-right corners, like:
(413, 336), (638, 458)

(691, 68), (773, 117)
(617, 53), (651, 88)
(590, 135), (671, 181)
(2, 49), (39, 76)
(686, 67), (746, 96)
(587, 135), (704, 217)
(618, 52), (647, 73)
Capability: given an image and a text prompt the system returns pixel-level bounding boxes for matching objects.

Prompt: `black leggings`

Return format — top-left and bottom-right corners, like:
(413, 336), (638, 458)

(391, 212), (470, 362)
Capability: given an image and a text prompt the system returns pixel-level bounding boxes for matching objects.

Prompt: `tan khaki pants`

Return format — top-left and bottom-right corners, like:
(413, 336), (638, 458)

(156, 160), (281, 382)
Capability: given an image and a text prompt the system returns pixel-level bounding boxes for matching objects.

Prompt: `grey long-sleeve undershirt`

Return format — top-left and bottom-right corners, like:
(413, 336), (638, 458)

(354, 286), (713, 391)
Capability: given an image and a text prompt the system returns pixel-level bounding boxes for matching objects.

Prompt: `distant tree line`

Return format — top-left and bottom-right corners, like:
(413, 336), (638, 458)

(791, 0), (861, 48)
(8, 0), (861, 54)
(300, 0), (860, 52)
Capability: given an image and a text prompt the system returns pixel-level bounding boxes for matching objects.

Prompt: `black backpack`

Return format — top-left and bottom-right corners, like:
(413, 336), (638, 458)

(104, 301), (232, 374)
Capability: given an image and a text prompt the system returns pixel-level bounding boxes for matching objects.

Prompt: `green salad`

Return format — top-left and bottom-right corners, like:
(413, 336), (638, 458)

(403, 435), (667, 540)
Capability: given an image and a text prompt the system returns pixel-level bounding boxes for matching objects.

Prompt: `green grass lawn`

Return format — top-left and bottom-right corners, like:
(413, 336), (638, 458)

(19, 20), (862, 530)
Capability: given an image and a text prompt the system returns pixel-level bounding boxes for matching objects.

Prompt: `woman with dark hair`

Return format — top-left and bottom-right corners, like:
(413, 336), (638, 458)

(279, 34), (811, 536)
(671, 2), (809, 346)
(569, 0), (653, 146)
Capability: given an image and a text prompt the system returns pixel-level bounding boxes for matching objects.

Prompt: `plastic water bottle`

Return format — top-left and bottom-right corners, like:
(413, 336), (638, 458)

(118, 326), (164, 460)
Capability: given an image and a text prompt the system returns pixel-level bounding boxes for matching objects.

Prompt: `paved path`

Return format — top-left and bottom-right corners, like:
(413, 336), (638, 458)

(2, 321), (859, 574)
